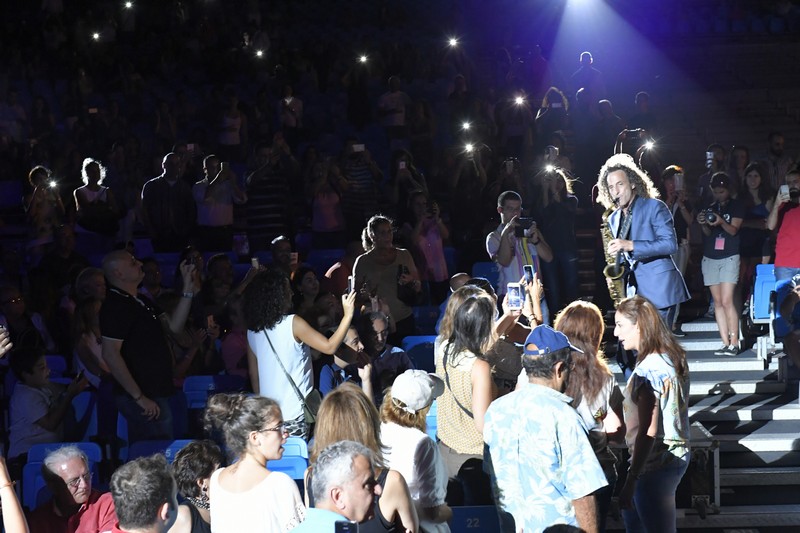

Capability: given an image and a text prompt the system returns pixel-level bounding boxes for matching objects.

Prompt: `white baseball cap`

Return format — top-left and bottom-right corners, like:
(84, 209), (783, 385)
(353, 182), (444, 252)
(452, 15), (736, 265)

(391, 369), (444, 414)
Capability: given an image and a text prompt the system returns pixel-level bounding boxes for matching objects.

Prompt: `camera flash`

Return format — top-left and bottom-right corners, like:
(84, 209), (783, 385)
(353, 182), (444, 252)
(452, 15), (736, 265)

(462, 122), (470, 131)
(514, 96), (524, 105)
(448, 38), (458, 47)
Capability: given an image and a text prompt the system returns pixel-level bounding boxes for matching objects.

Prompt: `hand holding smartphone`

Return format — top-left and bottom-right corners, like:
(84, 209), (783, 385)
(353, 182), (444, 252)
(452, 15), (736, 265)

(506, 282), (523, 310)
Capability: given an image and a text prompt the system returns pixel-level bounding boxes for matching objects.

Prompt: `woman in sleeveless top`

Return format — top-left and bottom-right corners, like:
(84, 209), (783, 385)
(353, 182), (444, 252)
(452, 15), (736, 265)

(204, 393), (306, 532)
(554, 301), (623, 532)
(73, 158), (120, 238)
(170, 440), (225, 533)
(434, 285), (496, 478)
(306, 383), (419, 533)
(243, 269), (356, 440)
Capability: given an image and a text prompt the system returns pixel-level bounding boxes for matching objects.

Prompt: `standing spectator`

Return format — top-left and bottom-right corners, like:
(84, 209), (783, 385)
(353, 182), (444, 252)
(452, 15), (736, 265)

(27, 445), (117, 532)
(535, 88), (569, 153)
(660, 166), (694, 337)
(759, 131), (795, 191)
(192, 154), (247, 252)
(293, 441), (382, 532)
(698, 144), (728, 207)
(243, 269), (356, 440)
(569, 51), (606, 101)
(220, 294), (249, 381)
(554, 301), (623, 531)
(738, 162), (774, 302)
(217, 92), (248, 164)
(486, 190), (552, 323)
(338, 139), (383, 240)
(435, 286), (496, 477)
(378, 76), (412, 150)
(697, 173), (744, 355)
(24, 165), (65, 259)
(400, 191), (449, 304)
(322, 241), (364, 296)
(380, 370), (451, 533)
(278, 84), (303, 151)
(245, 137), (298, 248)
(627, 91), (658, 137)
(767, 168), (800, 281)
(0, 284), (57, 353)
(73, 158), (121, 239)
(483, 325), (606, 532)
(141, 153), (197, 252)
(353, 215), (422, 344)
(727, 145), (750, 197)
(614, 296), (690, 533)
(307, 158), (347, 250)
(204, 394), (305, 532)
(100, 251), (197, 441)
(109, 455), (179, 533)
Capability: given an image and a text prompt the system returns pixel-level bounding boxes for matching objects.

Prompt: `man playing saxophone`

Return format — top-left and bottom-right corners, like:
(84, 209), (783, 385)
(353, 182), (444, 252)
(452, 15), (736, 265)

(596, 153), (689, 327)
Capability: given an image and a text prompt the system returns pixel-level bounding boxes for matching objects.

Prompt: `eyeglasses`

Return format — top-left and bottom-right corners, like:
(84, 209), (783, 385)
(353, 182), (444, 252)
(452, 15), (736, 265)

(66, 472), (91, 489)
(258, 422), (288, 434)
(2, 297), (23, 305)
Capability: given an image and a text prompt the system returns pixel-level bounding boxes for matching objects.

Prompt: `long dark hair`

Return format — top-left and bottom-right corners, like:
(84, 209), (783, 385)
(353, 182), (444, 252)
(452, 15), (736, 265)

(741, 162), (774, 207)
(443, 289), (496, 365)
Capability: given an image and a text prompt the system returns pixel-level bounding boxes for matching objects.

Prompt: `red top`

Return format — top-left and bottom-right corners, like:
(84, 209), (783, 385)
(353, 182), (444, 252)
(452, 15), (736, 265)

(775, 204), (800, 268)
(27, 490), (117, 533)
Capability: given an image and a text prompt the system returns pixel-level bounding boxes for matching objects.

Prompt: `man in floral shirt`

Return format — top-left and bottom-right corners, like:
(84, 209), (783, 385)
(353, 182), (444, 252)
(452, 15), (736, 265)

(483, 325), (607, 532)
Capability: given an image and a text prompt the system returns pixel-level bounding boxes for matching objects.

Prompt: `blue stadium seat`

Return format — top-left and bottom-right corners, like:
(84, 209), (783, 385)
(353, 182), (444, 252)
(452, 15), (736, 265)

(267, 455), (309, 480)
(128, 440), (171, 461)
(165, 439), (196, 463)
(752, 264), (775, 321)
(183, 375), (246, 410)
(412, 306), (440, 335)
(471, 262), (499, 292)
(401, 336), (437, 373)
(450, 506), (501, 533)
(24, 442), (102, 510)
(69, 391), (98, 442)
(283, 436), (309, 460)
(45, 355), (67, 378)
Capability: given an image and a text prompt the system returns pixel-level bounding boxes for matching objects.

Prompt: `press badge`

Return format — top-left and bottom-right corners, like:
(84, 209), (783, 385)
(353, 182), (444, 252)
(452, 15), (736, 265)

(715, 236), (725, 250)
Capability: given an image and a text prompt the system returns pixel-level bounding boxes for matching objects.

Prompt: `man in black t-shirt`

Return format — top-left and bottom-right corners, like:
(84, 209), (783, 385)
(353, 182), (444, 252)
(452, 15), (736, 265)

(100, 250), (197, 441)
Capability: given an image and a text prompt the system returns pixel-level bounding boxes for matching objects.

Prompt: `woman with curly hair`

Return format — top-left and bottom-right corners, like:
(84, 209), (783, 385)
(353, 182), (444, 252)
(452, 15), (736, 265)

(205, 393), (305, 532)
(243, 268), (356, 439)
(554, 300), (623, 532)
(170, 440), (225, 533)
(308, 383), (419, 533)
(73, 157), (120, 238)
(614, 296), (690, 533)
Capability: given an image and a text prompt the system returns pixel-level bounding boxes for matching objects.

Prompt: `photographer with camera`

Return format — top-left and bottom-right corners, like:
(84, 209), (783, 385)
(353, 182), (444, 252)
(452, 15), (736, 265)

(697, 173), (744, 356)
(486, 190), (553, 324)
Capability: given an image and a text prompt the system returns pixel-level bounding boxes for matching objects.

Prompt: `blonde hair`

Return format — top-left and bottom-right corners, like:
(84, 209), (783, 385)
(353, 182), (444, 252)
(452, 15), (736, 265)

(379, 387), (428, 433)
(311, 383), (385, 467)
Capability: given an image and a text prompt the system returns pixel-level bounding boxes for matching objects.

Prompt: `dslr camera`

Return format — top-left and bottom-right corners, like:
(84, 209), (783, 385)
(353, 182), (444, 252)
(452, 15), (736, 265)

(704, 209), (718, 224)
(515, 218), (535, 238)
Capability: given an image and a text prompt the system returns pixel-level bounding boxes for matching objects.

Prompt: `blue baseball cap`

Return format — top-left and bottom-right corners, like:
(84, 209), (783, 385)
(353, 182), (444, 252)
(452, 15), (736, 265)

(523, 325), (584, 356)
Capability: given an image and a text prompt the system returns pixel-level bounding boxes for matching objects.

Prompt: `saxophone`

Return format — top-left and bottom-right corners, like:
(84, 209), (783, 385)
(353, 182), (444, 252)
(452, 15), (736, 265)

(601, 206), (627, 307)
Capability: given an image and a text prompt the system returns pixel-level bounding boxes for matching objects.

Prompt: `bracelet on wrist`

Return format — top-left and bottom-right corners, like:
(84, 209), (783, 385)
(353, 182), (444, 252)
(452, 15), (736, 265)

(0, 481), (16, 491)
(182, 291), (194, 299)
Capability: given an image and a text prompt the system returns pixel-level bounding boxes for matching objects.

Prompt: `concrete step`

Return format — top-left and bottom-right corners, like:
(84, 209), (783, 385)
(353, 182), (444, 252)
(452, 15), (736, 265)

(681, 319), (722, 333)
(690, 392), (800, 422)
(606, 504), (800, 530)
(705, 420), (800, 453)
(616, 370), (784, 395)
(720, 466), (800, 486)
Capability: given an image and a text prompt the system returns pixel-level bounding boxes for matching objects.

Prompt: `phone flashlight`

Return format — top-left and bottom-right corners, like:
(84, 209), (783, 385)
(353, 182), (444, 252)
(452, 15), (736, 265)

(462, 122), (471, 131)
(448, 38), (458, 47)
(514, 96), (525, 106)
(359, 55), (368, 63)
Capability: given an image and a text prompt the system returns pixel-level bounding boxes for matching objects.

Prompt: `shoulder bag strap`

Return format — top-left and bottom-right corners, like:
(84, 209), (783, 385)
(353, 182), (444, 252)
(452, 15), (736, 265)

(263, 330), (307, 408)
(442, 346), (474, 418)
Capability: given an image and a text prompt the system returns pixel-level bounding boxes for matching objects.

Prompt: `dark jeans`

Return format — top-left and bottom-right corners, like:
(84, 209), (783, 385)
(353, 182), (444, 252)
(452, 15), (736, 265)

(115, 394), (173, 443)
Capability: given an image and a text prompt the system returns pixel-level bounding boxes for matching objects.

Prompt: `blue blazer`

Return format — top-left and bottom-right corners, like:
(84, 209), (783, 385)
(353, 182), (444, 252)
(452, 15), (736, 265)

(608, 197), (690, 309)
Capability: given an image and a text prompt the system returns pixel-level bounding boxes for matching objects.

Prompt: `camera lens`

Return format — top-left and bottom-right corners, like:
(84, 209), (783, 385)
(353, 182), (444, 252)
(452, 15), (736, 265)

(706, 211), (717, 223)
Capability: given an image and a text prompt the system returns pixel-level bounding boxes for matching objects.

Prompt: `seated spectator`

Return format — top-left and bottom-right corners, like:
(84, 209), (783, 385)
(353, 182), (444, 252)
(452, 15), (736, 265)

(204, 393), (305, 532)
(169, 440), (225, 533)
(27, 445), (117, 533)
(109, 454), (179, 533)
(308, 383), (419, 532)
(196, 275), (232, 329)
(8, 348), (88, 462)
(138, 257), (167, 303)
(36, 224), (90, 310)
(0, 284), (57, 353)
(174, 245), (205, 292)
(380, 370), (451, 532)
(72, 296), (109, 388)
(359, 311), (414, 405)
(318, 325), (372, 398)
(353, 215), (422, 344)
(293, 440), (382, 532)
(73, 157), (121, 239)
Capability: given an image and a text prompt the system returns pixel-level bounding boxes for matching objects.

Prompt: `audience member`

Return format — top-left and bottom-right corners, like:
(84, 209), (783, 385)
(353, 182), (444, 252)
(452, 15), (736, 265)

(268, 235), (295, 277)
(353, 214), (422, 343)
(138, 258), (166, 303)
(192, 154), (247, 252)
(24, 165), (65, 257)
(434, 272), (470, 334)
(485, 325), (606, 532)
(243, 268), (356, 439)
(293, 440), (382, 532)
(109, 455), (178, 533)
(378, 76), (412, 149)
(28, 445), (117, 533)
(169, 440), (225, 533)
(204, 393), (305, 532)
(697, 173), (744, 355)
(614, 296), (690, 533)
(486, 190), (552, 323)
(338, 139), (384, 240)
(291, 266), (321, 318)
(0, 284), (57, 353)
(7, 348), (88, 463)
(767, 168), (800, 281)
(0, 456), (27, 533)
(359, 311), (415, 405)
(759, 131), (795, 191)
(400, 190), (449, 304)
(100, 251), (197, 441)
(141, 152), (197, 252)
(307, 157), (347, 250)
(627, 91), (658, 136)
(569, 51), (606, 100)
(318, 325), (372, 398)
(435, 285), (496, 477)
(73, 158), (121, 239)
(322, 241), (364, 296)
(220, 294), (249, 381)
(738, 162), (774, 302)
(697, 143), (728, 207)
(245, 137), (298, 248)
(308, 383), (419, 532)
(380, 370), (451, 533)
(727, 145), (750, 197)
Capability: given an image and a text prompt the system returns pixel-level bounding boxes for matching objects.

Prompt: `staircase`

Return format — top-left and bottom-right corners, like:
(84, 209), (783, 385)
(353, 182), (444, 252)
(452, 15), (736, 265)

(607, 319), (800, 531)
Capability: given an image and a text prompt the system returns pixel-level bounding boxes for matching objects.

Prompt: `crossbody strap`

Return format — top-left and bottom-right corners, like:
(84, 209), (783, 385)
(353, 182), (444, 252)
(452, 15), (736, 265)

(442, 346), (474, 418)
(263, 330), (307, 407)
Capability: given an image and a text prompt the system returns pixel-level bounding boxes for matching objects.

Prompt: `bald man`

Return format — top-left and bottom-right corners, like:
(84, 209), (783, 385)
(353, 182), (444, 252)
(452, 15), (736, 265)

(435, 273), (471, 334)
(99, 250), (196, 441)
